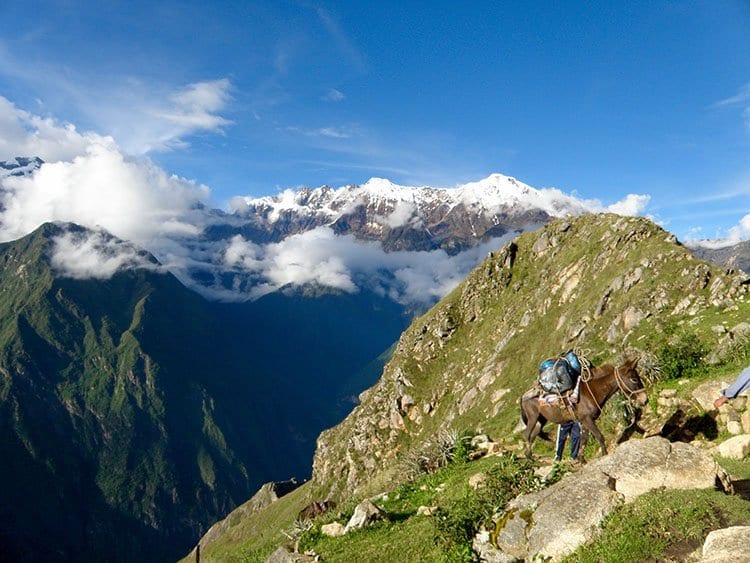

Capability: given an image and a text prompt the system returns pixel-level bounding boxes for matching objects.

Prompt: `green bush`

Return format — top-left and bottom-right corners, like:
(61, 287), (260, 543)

(657, 332), (706, 380)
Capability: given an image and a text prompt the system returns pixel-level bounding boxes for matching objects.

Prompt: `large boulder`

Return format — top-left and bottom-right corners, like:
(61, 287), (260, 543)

(717, 435), (750, 460)
(478, 437), (728, 562)
(700, 526), (750, 562)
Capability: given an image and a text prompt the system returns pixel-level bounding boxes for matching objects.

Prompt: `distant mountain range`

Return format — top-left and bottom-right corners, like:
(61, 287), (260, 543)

(222, 174), (590, 253)
(688, 240), (750, 275)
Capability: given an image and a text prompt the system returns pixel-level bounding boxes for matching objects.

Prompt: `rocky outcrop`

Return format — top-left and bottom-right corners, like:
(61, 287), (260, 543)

(475, 437), (729, 562)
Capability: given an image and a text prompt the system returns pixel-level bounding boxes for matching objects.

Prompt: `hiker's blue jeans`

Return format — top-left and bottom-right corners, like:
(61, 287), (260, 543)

(722, 366), (750, 399)
(556, 421), (580, 460)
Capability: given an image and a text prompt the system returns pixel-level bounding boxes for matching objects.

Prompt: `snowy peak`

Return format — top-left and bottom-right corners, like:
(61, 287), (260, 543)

(0, 156), (43, 179)
(230, 173), (586, 225)
(222, 173), (584, 254)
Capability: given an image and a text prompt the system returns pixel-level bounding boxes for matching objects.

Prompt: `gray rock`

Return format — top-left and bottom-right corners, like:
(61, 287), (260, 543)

(594, 438), (718, 501)
(321, 522), (345, 537)
(344, 499), (384, 533)
(717, 435), (750, 459)
(727, 421), (743, 435)
(692, 381), (729, 411)
(485, 437), (726, 561)
(265, 546), (317, 562)
(701, 526), (750, 562)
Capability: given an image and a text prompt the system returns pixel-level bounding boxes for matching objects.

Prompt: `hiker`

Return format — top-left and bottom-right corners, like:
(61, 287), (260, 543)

(554, 420), (580, 462)
(714, 365), (750, 408)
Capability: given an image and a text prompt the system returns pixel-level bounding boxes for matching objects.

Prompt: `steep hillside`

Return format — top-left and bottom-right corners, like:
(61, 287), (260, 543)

(0, 223), (287, 561)
(311, 214), (749, 498)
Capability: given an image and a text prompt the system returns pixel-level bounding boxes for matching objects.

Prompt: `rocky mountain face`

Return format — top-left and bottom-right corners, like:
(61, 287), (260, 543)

(311, 214), (750, 499)
(689, 239), (750, 276)
(220, 174), (587, 254)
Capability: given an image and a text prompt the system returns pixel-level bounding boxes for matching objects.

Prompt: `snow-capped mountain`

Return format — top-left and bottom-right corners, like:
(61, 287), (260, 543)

(0, 156), (43, 179)
(222, 173), (590, 254)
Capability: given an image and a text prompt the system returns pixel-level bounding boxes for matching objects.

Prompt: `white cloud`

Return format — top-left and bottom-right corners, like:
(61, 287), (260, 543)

(51, 229), (158, 279)
(286, 124), (359, 139)
(605, 193), (651, 216)
(218, 226), (520, 304)
(0, 77), (233, 161)
(688, 213), (750, 249)
(323, 88), (345, 102)
(317, 127), (351, 139)
(126, 79), (233, 153)
(714, 84), (750, 108)
(0, 96), (104, 162)
(0, 140), (210, 245)
(375, 201), (420, 229)
(714, 83), (750, 134)
(150, 79), (233, 141)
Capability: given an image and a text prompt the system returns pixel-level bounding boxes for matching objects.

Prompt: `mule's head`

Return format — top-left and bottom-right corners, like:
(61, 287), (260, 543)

(619, 360), (649, 407)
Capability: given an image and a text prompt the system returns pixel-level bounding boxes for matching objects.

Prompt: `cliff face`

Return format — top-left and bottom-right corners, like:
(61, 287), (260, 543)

(311, 214), (750, 498)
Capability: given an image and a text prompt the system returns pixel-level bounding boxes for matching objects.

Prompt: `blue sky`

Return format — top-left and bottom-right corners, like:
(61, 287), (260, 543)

(1, 1), (750, 242)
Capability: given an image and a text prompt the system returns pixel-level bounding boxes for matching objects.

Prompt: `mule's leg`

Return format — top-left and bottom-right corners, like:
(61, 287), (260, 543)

(580, 417), (608, 456)
(577, 427), (589, 463)
(521, 400), (541, 459)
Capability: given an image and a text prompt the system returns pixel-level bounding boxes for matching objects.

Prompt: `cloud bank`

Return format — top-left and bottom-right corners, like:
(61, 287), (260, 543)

(219, 227), (513, 303)
(51, 230), (159, 279)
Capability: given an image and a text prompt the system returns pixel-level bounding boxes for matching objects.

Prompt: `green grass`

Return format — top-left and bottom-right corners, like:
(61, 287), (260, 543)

(562, 488), (750, 563)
